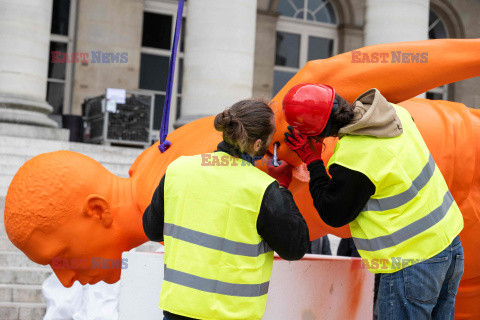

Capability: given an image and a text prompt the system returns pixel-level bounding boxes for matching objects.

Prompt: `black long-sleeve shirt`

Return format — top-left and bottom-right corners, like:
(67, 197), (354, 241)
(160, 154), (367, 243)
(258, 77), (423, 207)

(307, 160), (376, 228)
(337, 238), (360, 258)
(142, 177), (310, 260)
(142, 142), (310, 320)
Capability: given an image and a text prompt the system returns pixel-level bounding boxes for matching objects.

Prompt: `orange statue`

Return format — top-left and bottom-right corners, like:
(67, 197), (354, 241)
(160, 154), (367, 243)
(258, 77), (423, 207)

(4, 39), (480, 319)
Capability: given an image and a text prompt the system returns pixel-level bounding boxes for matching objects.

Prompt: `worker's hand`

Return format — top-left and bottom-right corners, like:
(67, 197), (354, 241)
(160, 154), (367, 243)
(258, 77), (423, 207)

(267, 160), (293, 188)
(284, 126), (323, 166)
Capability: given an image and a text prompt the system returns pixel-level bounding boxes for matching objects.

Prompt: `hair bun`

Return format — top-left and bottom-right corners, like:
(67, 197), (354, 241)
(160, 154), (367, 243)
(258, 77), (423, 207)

(214, 109), (233, 132)
(225, 111), (233, 127)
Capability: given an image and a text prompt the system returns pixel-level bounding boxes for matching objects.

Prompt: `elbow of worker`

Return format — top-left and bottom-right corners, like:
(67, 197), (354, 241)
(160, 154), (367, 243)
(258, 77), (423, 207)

(278, 251), (306, 261)
(143, 228), (163, 242)
(321, 215), (347, 228)
(277, 242), (309, 261)
(142, 212), (163, 242)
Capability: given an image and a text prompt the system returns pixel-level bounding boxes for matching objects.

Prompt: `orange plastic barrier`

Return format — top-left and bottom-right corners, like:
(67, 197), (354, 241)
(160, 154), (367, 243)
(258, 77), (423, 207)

(5, 39), (480, 319)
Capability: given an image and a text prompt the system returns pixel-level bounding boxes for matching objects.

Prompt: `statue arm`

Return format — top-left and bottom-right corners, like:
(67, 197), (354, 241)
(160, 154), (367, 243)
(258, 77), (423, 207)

(269, 39), (480, 167)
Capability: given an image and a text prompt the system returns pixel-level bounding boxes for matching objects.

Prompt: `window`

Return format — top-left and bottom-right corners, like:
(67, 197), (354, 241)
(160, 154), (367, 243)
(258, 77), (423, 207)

(428, 10), (447, 40)
(139, 1), (186, 134)
(278, 0), (337, 23)
(274, 0), (338, 96)
(47, 0), (77, 117)
(426, 9), (448, 101)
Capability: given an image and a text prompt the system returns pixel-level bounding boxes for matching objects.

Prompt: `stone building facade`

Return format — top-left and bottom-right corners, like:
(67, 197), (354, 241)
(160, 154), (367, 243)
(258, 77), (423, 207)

(0, 0), (479, 137)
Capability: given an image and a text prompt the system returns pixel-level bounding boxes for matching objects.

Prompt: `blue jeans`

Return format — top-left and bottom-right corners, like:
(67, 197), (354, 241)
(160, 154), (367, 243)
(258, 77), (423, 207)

(378, 236), (464, 320)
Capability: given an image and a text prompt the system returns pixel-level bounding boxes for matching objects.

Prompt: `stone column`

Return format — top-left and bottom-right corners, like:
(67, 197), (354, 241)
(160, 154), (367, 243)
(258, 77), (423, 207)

(175, 0), (258, 127)
(0, 0), (57, 127)
(338, 24), (364, 53)
(364, 0), (429, 46)
(252, 10), (279, 100)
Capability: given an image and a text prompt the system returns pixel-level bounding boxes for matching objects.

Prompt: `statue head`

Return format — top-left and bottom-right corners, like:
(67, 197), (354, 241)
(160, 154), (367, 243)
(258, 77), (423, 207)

(4, 151), (146, 287)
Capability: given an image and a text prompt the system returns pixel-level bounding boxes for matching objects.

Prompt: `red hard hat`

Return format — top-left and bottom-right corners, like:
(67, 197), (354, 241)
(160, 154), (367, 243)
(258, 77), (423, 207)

(282, 83), (336, 136)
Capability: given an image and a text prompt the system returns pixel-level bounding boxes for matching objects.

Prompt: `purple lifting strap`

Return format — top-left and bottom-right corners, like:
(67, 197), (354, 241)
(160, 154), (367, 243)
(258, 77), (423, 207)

(158, 0), (185, 153)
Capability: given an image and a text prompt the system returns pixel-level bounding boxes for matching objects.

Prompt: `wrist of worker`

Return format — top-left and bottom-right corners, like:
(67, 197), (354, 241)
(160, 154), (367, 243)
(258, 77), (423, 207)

(306, 158), (325, 171)
(277, 179), (291, 189)
(302, 154), (323, 167)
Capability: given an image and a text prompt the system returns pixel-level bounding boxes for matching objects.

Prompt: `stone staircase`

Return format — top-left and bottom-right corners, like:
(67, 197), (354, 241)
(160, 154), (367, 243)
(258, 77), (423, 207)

(0, 132), (156, 319)
(0, 135), (145, 197)
(0, 196), (52, 319)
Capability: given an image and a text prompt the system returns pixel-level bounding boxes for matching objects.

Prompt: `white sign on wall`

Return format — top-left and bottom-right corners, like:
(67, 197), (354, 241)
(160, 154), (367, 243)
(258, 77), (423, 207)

(106, 88), (126, 104)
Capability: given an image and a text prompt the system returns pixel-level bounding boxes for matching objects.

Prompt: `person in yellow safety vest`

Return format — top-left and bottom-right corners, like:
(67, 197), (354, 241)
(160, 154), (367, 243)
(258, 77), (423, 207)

(142, 98), (310, 320)
(281, 84), (465, 320)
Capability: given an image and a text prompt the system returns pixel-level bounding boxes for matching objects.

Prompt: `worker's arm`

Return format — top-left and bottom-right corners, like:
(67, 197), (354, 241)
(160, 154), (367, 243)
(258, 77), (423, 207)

(256, 181), (310, 261)
(142, 174), (166, 242)
(308, 160), (376, 228)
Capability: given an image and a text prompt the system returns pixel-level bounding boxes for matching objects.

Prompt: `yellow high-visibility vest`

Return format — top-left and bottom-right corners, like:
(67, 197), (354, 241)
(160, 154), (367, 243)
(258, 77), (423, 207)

(160, 152), (275, 320)
(327, 104), (463, 273)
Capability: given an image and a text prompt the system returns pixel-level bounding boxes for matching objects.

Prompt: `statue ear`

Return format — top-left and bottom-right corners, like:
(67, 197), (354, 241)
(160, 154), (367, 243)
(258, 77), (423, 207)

(82, 195), (113, 228)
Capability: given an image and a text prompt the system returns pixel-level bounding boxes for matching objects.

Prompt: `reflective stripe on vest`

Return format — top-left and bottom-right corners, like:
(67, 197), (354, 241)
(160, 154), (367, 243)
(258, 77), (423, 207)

(353, 190), (454, 251)
(363, 154), (436, 212)
(164, 223), (272, 257)
(164, 267), (270, 297)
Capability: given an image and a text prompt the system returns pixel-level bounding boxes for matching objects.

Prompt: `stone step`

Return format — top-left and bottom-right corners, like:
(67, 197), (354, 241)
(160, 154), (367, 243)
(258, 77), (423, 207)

(71, 142), (145, 159)
(0, 185), (8, 200)
(0, 301), (46, 320)
(0, 165), (19, 177)
(0, 252), (45, 268)
(0, 147), (137, 167)
(0, 226), (6, 238)
(0, 158), (131, 197)
(0, 176), (13, 196)
(0, 160), (130, 178)
(0, 237), (16, 252)
(1, 162), (133, 180)
(0, 267), (52, 286)
(0, 135), (144, 159)
(0, 284), (45, 303)
(1, 197), (4, 225)
(0, 150), (137, 168)
(0, 122), (69, 141)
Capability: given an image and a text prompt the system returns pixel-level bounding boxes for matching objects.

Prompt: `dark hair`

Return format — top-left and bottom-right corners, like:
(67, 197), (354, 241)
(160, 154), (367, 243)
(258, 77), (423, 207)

(328, 94), (355, 136)
(309, 94), (355, 152)
(214, 99), (275, 154)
